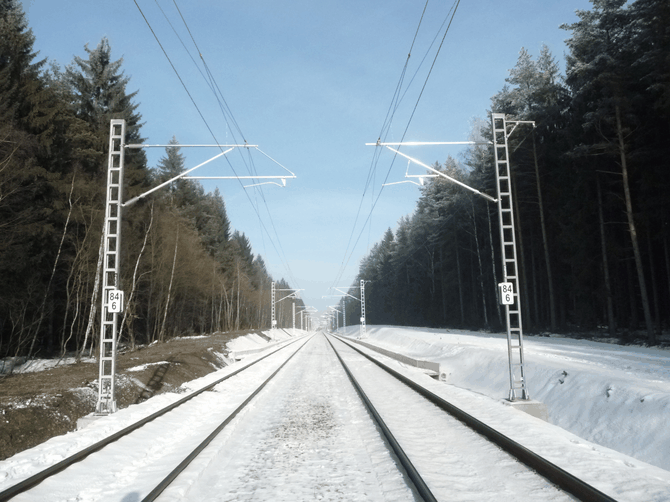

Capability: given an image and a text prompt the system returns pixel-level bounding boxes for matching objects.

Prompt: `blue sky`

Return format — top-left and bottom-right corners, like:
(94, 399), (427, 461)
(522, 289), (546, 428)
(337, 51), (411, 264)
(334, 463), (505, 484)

(25, 0), (592, 313)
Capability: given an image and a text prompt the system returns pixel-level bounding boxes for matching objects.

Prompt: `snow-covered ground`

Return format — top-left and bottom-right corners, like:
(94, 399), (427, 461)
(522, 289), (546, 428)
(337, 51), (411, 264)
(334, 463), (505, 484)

(0, 356), (97, 374)
(160, 334), (420, 502)
(1, 326), (669, 501)
(0, 337), (312, 501)
(340, 325), (670, 472)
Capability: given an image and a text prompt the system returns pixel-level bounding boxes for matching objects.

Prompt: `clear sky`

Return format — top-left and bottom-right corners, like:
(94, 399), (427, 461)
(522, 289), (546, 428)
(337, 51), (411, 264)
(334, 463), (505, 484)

(24, 0), (592, 313)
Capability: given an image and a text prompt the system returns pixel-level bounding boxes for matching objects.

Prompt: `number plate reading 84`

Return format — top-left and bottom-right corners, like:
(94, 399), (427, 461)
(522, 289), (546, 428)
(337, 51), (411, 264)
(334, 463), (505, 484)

(107, 289), (124, 313)
(498, 282), (514, 305)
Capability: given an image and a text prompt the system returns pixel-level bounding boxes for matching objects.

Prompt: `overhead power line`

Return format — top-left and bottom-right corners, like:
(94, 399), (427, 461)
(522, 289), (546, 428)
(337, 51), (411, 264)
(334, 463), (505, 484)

(331, 0), (462, 290)
(333, 0), (432, 288)
(133, 0), (301, 289)
(169, 1), (301, 288)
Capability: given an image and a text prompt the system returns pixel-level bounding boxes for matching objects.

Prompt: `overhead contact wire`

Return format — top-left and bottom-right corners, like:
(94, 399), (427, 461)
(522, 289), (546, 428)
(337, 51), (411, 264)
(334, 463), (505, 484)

(171, 0), (299, 286)
(332, 0), (430, 290)
(134, 0), (300, 288)
(332, 0), (462, 289)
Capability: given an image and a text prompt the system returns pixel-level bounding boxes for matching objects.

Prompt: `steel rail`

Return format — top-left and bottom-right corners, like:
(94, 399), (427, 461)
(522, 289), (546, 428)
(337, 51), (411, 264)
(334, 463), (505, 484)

(0, 335), (306, 502)
(325, 335), (437, 502)
(332, 335), (616, 502)
(142, 334), (311, 501)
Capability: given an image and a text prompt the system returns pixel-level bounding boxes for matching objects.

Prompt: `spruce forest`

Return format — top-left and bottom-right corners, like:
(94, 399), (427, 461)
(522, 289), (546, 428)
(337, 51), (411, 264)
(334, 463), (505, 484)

(0, 0), (302, 363)
(344, 0), (669, 344)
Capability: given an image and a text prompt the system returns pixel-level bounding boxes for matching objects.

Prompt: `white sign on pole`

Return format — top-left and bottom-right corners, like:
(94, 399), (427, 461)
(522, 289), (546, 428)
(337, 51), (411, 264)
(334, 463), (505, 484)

(498, 282), (514, 305)
(108, 289), (124, 313)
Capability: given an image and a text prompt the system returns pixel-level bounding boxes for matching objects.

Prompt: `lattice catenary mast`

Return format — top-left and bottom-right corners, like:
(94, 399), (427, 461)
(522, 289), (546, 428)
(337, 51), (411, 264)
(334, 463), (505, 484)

(367, 113), (534, 401)
(95, 120), (294, 414)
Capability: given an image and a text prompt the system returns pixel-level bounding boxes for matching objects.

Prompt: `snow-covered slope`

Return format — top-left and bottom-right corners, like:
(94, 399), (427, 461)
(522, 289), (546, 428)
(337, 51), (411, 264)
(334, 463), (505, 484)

(341, 325), (670, 471)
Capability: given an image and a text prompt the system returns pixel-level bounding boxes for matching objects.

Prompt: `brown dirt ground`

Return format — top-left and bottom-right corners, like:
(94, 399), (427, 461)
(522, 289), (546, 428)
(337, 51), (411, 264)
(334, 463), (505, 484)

(0, 330), (266, 461)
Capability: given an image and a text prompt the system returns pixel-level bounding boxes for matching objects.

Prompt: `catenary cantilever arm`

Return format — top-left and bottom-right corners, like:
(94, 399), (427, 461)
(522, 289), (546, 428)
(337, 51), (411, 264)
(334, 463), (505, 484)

(122, 148), (234, 207)
(384, 146), (497, 203)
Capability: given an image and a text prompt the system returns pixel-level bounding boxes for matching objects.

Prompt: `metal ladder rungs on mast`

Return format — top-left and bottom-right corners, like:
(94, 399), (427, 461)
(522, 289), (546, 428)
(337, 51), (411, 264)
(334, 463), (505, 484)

(492, 112), (529, 402)
(95, 119), (125, 415)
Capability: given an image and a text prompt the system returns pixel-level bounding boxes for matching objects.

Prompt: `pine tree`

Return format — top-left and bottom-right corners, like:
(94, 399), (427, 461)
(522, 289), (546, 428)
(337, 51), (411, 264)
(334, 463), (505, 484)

(61, 37), (151, 352)
(492, 46), (567, 331)
(232, 231), (254, 272)
(65, 37), (147, 185)
(0, 0), (62, 357)
(155, 137), (186, 184)
(562, 0), (656, 342)
(154, 136), (202, 210)
(199, 188), (232, 264)
(0, 0), (45, 125)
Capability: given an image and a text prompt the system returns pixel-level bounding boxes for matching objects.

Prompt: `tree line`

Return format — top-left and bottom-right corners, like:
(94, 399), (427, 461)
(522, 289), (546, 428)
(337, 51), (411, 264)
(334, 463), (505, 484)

(0, 0), (300, 364)
(343, 0), (669, 344)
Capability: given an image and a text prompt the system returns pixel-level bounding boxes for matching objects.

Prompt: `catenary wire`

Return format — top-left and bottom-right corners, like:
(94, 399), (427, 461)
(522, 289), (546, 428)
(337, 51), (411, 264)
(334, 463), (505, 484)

(152, 0), (301, 288)
(151, 0), (250, 165)
(334, 0), (459, 288)
(333, 0), (431, 290)
(155, 0), (256, 181)
(331, 0), (462, 291)
(133, 0), (301, 289)
(169, 1), (301, 288)
(160, 0), (291, 276)
(172, 0), (246, 144)
(170, 0), (264, 187)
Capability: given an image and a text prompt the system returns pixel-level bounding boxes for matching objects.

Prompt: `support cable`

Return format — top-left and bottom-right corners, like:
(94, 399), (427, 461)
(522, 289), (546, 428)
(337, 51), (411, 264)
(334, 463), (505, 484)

(332, 0), (431, 289)
(133, 0), (301, 289)
(170, 0), (300, 288)
(331, 0), (462, 290)
(133, 0), (219, 151)
(154, 0), (256, 181)
(172, 0), (246, 143)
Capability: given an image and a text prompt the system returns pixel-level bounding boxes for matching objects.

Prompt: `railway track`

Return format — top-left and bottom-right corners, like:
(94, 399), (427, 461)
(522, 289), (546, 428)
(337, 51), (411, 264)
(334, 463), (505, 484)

(0, 332), (617, 501)
(328, 334), (616, 502)
(0, 335), (309, 502)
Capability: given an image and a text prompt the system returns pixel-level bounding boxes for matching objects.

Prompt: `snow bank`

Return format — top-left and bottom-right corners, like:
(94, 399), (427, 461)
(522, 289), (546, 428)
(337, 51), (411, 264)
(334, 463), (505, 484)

(0, 356), (96, 375)
(126, 361), (170, 372)
(225, 332), (270, 351)
(225, 329), (304, 359)
(342, 325), (670, 471)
